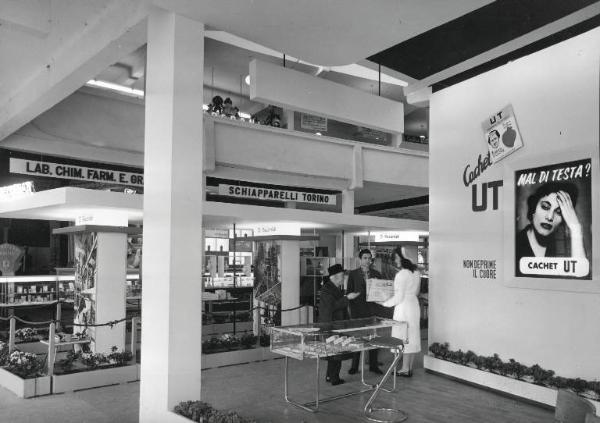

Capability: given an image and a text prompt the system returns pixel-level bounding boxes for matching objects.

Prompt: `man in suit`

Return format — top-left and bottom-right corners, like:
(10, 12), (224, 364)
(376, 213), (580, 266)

(318, 264), (359, 385)
(347, 249), (383, 374)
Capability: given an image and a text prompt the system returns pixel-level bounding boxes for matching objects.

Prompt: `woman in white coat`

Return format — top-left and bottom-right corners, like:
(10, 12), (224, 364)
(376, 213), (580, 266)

(378, 246), (421, 377)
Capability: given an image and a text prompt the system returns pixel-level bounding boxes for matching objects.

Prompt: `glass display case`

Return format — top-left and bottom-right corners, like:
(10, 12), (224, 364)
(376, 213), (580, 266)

(270, 317), (408, 360)
(0, 274), (75, 306)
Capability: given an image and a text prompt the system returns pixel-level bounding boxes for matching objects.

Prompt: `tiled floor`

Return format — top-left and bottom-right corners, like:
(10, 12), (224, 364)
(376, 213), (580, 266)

(1, 354), (554, 423)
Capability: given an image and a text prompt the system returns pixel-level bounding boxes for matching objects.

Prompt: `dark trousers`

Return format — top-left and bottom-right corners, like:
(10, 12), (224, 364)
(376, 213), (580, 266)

(326, 358), (342, 382)
(351, 349), (379, 370)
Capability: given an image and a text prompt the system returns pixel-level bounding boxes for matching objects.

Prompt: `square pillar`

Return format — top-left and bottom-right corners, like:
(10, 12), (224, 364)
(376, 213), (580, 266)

(139, 9), (204, 422)
(93, 232), (127, 352)
(280, 240), (300, 326)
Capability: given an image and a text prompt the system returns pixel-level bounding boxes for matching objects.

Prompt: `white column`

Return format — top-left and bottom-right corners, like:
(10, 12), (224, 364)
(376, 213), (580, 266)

(94, 232), (127, 353)
(139, 9), (204, 422)
(341, 190), (356, 268)
(341, 189), (354, 214)
(280, 240), (300, 326)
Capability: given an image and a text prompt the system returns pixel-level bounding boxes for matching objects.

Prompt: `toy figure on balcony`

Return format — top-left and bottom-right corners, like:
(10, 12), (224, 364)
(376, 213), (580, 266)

(223, 97), (236, 117)
(263, 106), (281, 127)
(208, 95), (224, 116)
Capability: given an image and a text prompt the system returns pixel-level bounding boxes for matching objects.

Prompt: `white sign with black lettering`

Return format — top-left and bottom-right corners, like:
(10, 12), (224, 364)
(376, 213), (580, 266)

(519, 257), (589, 278)
(251, 223), (300, 237)
(300, 113), (327, 132)
(218, 184), (336, 205)
(10, 158), (144, 187)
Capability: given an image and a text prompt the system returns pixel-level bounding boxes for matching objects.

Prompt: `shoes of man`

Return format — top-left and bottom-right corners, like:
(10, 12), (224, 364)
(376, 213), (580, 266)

(369, 367), (384, 375)
(330, 378), (345, 386)
(395, 371), (413, 377)
(348, 367), (358, 375)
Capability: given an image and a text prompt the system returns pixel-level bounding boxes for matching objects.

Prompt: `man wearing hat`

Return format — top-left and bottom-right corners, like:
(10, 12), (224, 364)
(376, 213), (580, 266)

(318, 264), (360, 385)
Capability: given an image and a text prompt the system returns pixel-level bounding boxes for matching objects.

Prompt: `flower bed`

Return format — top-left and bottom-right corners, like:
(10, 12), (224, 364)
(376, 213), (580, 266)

(174, 401), (257, 423)
(202, 333), (270, 355)
(0, 347), (50, 398)
(52, 364), (138, 393)
(201, 333), (276, 369)
(51, 346), (138, 393)
(0, 367), (50, 398)
(427, 342), (600, 406)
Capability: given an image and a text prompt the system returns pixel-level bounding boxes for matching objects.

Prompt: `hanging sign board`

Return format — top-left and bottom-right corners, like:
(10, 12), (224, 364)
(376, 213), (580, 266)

(250, 223), (301, 237)
(10, 158), (144, 187)
(300, 113), (328, 132)
(204, 229), (230, 239)
(218, 184), (337, 205)
(374, 231), (425, 243)
(482, 104), (523, 164)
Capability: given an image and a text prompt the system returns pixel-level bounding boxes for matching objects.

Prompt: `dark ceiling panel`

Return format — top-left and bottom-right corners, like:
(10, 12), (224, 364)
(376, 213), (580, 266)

(368, 0), (600, 80)
(432, 13), (600, 91)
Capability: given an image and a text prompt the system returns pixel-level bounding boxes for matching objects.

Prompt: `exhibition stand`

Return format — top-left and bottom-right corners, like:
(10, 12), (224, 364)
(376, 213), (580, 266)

(427, 26), (600, 413)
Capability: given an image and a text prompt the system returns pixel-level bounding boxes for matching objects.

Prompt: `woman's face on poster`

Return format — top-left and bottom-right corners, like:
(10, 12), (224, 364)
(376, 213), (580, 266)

(488, 131), (500, 149)
(532, 193), (563, 236)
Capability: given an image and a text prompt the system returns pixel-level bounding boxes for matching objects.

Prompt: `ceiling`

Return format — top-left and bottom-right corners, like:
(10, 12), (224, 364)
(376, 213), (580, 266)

(1, 0), (599, 223)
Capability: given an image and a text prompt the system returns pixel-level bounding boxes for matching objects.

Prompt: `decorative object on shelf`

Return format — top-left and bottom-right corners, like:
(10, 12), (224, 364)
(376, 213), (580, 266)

(0, 243), (24, 276)
(208, 95), (224, 116)
(222, 97), (235, 117)
(429, 342), (600, 401)
(174, 400), (257, 423)
(258, 105), (281, 128)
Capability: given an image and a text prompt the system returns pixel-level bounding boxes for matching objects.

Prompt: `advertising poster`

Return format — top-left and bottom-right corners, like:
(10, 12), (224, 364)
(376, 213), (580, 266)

(74, 233), (97, 342)
(515, 158), (592, 279)
(482, 104), (523, 164)
(253, 240), (281, 305)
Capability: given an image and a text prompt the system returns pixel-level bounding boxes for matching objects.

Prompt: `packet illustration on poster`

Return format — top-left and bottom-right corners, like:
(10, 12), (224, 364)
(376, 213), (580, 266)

(482, 104), (523, 164)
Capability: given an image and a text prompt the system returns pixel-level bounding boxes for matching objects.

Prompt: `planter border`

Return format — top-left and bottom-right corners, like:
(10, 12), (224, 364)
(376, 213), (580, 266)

(52, 363), (138, 394)
(202, 346), (278, 370)
(424, 355), (600, 413)
(0, 368), (51, 398)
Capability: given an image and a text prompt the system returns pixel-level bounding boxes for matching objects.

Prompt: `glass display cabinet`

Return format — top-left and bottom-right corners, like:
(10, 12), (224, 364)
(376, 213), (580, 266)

(271, 317), (407, 360)
(270, 317), (409, 413)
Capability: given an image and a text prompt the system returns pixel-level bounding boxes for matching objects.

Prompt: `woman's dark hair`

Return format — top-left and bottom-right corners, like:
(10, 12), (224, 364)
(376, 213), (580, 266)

(393, 247), (417, 273)
(526, 181), (579, 222)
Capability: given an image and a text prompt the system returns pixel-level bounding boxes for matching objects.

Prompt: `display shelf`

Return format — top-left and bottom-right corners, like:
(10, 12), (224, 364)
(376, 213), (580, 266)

(0, 301), (59, 308)
(0, 269), (140, 307)
(0, 275), (75, 306)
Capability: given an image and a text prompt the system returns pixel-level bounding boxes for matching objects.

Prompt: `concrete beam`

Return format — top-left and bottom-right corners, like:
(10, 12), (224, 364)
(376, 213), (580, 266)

(0, 0), (149, 142)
